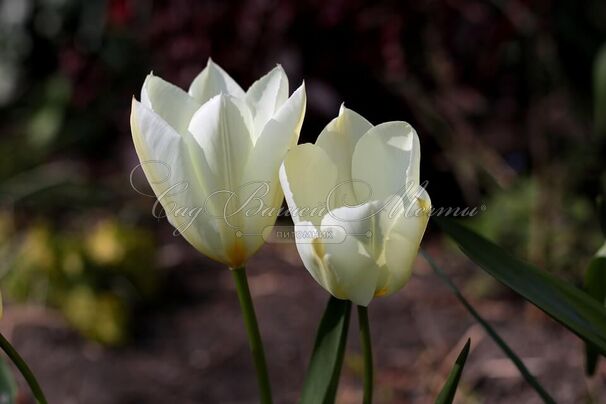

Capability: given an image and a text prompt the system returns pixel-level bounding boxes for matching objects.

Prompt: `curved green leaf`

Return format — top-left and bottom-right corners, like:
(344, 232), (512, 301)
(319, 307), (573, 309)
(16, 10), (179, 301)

(584, 256), (606, 375)
(300, 297), (351, 404)
(434, 217), (606, 356)
(435, 339), (470, 404)
(0, 332), (46, 404)
(422, 251), (556, 403)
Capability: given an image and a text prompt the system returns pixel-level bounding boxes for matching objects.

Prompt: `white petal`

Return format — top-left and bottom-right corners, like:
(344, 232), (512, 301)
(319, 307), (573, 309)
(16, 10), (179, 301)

(319, 211), (379, 306)
(130, 99), (226, 263)
(291, 221), (344, 298)
(245, 65), (289, 136)
(292, 219), (377, 306)
(378, 190), (430, 296)
(141, 74), (201, 135)
(351, 122), (420, 202)
(279, 143), (337, 226)
(315, 105), (373, 208)
(388, 188), (431, 241)
(322, 201), (387, 254)
(237, 84), (306, 255)
(188, 59), (246, 104)
(188, 94), (254, 193)
(181, 128), (253, 268)
(316, 105), (373, 151)
(244, 84), (306, 184)
(186, 95), (257, 266)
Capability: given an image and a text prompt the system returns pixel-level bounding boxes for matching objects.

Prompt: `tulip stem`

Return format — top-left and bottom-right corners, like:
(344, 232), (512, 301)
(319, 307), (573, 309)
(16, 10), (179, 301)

(0, 331), (47, 404)
(357, 305), (373, 404)
(232, 266), (272, 404)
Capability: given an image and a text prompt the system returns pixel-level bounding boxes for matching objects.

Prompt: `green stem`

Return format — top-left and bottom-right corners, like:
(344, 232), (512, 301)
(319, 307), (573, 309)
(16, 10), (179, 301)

(232, 266), (272, 404)
(0, 332), (47, 404)
(357, 305), (373, 404)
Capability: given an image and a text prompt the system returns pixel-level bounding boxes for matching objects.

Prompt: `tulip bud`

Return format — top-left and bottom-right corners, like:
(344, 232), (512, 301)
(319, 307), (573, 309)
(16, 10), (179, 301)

(131, 59), (306, 267)
(279, 105), (430, 306)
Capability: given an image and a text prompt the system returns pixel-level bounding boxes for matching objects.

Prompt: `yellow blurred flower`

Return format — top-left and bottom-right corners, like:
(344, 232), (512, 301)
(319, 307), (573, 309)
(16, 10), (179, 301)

(85, 219), (125, 266)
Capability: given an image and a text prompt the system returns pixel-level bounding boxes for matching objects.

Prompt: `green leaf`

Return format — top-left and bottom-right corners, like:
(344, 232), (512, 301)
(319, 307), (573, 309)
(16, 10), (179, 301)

(0, 356), (16, 404)
(584, 256), (606, 375)
(434, 217), (606, 356)
(422, 251), (556, 403)
(435, 339), (470, 404)
(300, 297), (352, 404)
(594, 44), (606, 137)
(0, 332), (47, 404)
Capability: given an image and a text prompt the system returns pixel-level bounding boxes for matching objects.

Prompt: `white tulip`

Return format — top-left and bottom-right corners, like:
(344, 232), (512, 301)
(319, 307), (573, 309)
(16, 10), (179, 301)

(279, 105), (431, 306)
(131, 59), (306, 268)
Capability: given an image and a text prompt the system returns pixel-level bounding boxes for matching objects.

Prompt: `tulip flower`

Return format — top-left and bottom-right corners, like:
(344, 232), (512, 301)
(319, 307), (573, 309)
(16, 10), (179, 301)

(130, 59), (306, 268)
(131, 59), (306, 404)
(279, 105), (431, 307)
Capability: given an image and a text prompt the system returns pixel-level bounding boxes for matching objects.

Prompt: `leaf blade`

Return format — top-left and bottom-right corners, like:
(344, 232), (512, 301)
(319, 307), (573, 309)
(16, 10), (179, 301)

(300, 297), (352, 404)
(583, 256), (606, 375)
(435, 339), (470, 404)
(434, 217), (606, 356)
(422, 250), (556, 403)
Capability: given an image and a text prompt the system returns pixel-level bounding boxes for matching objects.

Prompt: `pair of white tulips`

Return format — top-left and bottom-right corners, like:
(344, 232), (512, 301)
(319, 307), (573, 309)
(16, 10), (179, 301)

(130, 59), (431, 306)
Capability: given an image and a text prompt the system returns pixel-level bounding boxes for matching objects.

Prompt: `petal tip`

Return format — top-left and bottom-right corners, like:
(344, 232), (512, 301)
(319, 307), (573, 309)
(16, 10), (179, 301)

(294, 82), (306, 97)
(130, 97), (141, 110)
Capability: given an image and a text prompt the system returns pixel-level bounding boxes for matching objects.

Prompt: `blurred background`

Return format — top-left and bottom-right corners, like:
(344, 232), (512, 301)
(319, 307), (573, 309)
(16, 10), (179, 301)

(0, 0), (605, 402)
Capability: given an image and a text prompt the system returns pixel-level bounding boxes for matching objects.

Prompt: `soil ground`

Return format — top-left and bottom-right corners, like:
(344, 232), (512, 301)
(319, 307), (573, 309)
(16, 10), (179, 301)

(2, 239), (603, 403)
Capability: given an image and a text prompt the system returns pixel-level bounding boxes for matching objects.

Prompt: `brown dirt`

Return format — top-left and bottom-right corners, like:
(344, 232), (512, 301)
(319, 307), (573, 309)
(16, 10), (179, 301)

(2, 239), (603, 404)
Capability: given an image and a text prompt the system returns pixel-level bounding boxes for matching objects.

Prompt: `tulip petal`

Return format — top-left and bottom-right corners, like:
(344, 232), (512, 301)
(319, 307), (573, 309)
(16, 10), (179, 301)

(237, 84), (306, 255)
(245, 65), (289, 137)
(188, 94), (254, 194)
(323, 200), (388, 251)
(130, 99), (226, 263)
(292, 218), (377, 306)
(244, 84), (306, 186)
(316, 105), (373, 208)
(280, 143), (337, 226)
(188, 59), (246, 104)
(141, 74), (201, 135)
(319, 208), (380, 306)
(378, 190), (431, 295)
(351, 122), (420, 202)
(292, 221), (344, 298)
(186, 95), (256, 265)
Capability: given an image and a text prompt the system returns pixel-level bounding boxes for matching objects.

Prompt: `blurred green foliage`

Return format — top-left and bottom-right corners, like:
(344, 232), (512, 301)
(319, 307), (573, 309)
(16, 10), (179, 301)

(471, 177), (602, 274)
(0, 0), (156, 345)
(471, 178), (536, 259)
(2, 215), (158, 345)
